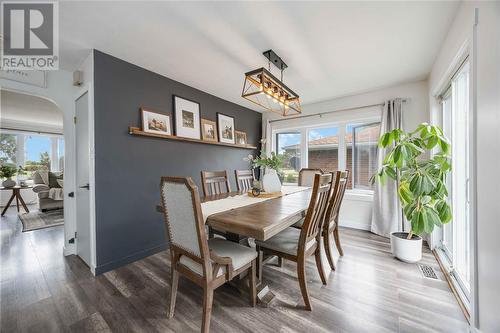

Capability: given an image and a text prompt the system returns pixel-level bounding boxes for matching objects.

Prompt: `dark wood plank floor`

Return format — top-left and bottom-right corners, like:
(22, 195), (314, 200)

(1, 206), (468, 332)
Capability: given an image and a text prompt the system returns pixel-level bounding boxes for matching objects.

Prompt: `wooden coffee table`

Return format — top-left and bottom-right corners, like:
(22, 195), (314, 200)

(1, 186), (33, 216)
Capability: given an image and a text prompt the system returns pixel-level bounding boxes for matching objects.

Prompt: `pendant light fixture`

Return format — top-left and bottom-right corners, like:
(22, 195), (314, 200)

(241, 50), (301, 116)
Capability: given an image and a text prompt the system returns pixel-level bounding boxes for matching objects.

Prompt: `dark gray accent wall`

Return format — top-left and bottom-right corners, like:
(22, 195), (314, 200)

(93, 50), (261, 274)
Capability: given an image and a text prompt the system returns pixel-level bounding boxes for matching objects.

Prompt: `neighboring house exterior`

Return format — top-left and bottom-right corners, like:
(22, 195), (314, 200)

(282, 125), (380, 189)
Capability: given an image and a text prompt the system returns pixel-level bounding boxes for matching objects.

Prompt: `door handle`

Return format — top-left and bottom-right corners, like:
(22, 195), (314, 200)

(79, 183), (90, 190)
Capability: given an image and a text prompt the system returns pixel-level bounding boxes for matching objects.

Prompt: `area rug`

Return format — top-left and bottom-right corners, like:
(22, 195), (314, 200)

(19, 209), (64, 232)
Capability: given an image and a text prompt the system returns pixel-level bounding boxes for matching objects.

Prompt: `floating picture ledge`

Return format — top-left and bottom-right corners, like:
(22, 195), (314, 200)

(128, 126), (258, 150)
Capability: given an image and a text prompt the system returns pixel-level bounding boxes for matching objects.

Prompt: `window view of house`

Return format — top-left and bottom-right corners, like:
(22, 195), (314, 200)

(307, 127), (339, 174)
(346, 123), (381, 190)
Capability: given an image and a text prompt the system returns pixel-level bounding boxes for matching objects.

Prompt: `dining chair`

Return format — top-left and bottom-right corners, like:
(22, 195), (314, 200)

(160, 176), (257, 333)
(298, 168), (323, 186)
(255, 173), (333, 311)
(201, 170), (231, 197)
(234, 169), (255, 192)
(291, 168), (323, 228)
(322, 170), (349, 270)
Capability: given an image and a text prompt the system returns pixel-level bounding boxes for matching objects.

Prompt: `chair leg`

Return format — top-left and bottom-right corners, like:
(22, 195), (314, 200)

(314, 247), (327, 285)
(323, 230), (336, 271)
(249, 260), (257, 307)
(201, 287), (214, 333)
(333, 226), (344, 256)
(168, 268), (179, 318)
(256, 246), (263, 282)
(297, 256), (312, 311)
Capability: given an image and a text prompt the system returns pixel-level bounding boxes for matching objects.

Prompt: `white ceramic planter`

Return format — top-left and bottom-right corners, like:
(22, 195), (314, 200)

(2, 178), (16, 188)
(390, 232), (422, 263)
(262, 169), (282, 193)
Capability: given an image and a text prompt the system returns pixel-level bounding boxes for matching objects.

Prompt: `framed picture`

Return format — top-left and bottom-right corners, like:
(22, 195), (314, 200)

(173, 95), (201, 139)
(217, 113), (235, 144)
(235, 131), (247, 145)
(201, 119), (218, 142)
(141, 108), (172, 135)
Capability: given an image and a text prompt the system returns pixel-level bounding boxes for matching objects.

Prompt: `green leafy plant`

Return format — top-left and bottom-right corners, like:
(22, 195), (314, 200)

(373, 123), (452, 240)
(245, 151), (284, 172)
(0, 163), (17, 179)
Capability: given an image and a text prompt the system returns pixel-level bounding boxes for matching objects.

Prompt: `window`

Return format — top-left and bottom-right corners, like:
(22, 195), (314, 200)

(25, 135), (52, 172)
(438, 60), (471, 308)
(0, 132), (64, 178)
(307, 127), (339, 174)
(346, 123), (380, 190)
(272, 120), (380, 192)
(0, 134), (17, 164)
(276, 132), (301, 184)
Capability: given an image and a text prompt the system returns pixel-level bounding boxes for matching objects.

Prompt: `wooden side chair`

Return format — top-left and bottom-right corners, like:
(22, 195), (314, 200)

(201, 170), (231, 197)
(322, 170), (349, 270)
(298, 168), (323, 187)
(292, 168), (324, 228)
(160, 177), (257, 333)
(255, 173), (333, 311)
(234, 169), (254, 192)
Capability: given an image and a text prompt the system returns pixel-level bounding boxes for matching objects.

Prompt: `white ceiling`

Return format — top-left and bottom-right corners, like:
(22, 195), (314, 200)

(59, 1), (459, 110)
(0, 90), (63, 131)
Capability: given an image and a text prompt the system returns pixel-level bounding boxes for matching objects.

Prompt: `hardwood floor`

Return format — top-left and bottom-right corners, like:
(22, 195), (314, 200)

(1, 207), (468, 332)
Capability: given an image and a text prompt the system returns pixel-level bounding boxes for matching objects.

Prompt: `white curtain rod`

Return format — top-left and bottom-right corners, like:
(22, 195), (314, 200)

(269, 99), (408, 124)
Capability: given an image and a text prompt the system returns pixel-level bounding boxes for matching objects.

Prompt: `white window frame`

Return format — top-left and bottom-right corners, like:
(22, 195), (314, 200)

(1, 129), (64, 172)
(271, 113), (381, 196)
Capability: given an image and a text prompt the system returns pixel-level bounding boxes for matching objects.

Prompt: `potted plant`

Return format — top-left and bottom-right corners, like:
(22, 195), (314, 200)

(373, 123), (452, 263)
(0, 163), (18, 188)
(245, 151), (285, 193)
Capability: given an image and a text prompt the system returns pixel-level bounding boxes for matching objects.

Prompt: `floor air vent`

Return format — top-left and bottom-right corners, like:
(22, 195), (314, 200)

(418, 264), (439, 280)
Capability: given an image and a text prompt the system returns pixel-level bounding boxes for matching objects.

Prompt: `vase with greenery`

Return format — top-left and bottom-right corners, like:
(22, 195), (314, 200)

(373, 123), (452, 262)
(244, 151), (285, 193)
(0, 163), (18, 188)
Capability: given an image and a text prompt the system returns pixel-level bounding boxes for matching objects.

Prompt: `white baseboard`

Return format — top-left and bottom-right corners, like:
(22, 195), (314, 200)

(63, 243), (76, 256)
(340, 219), (371, 231)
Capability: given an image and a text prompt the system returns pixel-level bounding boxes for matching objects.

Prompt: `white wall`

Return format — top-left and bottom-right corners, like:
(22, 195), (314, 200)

(264, 80), (429, 230)
(428, 2), (500, 332)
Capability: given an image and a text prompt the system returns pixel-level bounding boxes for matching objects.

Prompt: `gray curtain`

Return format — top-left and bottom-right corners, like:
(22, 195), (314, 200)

(371, 99), (404, 237)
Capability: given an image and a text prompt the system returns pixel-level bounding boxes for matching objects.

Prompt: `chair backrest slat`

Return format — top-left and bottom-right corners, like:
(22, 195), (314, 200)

(300, 173), (334, 246)
(235, 169), (255, 192)
(201, 170), (231, 197)
(298, 168), (323, 187)
(324, 170), (349, 229)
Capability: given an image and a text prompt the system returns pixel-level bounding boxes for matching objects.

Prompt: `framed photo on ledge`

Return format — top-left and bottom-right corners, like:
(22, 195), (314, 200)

(201, 119), (218, 142)
(141, 108), (172, 135)
(217, 113), (235, 144)
(173, 95), (201, 139)
(235, 131), (247, 145)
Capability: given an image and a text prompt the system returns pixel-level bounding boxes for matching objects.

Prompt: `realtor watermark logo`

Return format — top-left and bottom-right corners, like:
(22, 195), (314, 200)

(1, 1), (59, 70)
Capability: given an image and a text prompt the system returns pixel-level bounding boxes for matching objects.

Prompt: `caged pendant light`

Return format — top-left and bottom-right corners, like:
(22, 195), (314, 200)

(241, 50), (301, 116)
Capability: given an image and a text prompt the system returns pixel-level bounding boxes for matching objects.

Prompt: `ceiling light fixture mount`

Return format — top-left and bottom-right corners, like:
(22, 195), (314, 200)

(241, 49), (301, 116)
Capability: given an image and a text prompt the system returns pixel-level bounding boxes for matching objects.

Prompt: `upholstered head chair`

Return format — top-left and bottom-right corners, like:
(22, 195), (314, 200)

(160, 177), (257, 333)
(298, 168), (323, 187)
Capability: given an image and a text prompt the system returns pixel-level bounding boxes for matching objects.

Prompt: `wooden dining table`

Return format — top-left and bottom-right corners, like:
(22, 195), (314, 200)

(157, 187), (312, 242)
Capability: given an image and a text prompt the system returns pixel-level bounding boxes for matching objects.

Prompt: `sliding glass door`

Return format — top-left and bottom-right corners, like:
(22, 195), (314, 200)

(440, 60), (471, 305)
